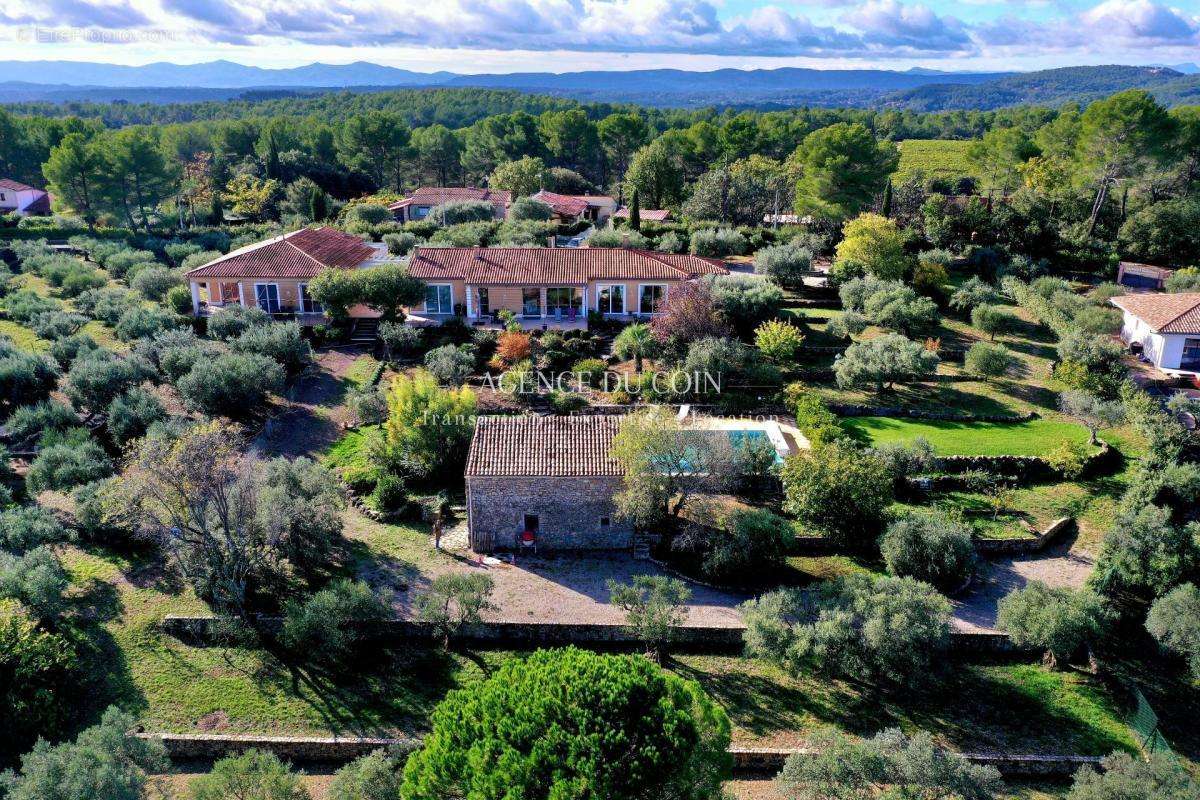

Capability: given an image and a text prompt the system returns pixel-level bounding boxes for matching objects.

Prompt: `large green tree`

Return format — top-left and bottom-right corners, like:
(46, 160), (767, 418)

(42, 133), (103, 229)
(338, 111), (412, 192)
(95, 127), (178, 232)
(401, 647), (731, 800)
(625, 140), (685, 210)
(598, 113), (650, 189)
(790, 122), (899, 220)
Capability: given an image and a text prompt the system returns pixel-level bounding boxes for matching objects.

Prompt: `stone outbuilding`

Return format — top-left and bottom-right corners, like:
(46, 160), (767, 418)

(464, 415), (633, 553)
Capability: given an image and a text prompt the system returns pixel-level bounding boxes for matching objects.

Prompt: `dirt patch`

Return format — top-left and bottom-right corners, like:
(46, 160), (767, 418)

(255, 347), (368, 459)
(196, 710), (230, 732)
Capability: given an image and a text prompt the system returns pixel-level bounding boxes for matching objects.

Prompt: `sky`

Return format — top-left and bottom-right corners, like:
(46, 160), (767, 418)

(0, 0), (1198, 74)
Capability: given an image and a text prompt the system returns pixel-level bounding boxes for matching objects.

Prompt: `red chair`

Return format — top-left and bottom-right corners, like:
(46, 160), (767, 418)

(520, 530), (537, 554)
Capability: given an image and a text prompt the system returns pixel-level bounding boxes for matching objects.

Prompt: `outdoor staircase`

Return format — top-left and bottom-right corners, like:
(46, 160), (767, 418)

(350, 318), (379, 345)
(632, 531), (652, 560)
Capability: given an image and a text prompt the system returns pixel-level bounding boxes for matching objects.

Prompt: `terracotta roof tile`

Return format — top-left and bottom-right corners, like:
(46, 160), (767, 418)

(185, 226), (376, 279)
(614, 207), (671, 221)
(530, 191), (590, 216)
(408, 247), (727, 285)
(1111, 292), (1200, 334)
(388, 187), (510, 212)
(466, 415), (624, 477)
(0, 178), (37, 192)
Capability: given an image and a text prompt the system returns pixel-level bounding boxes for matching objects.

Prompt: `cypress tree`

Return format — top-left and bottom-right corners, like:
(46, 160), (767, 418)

(309, 185), (328, 222)
(881, 179), (893, 218)
(265, 134), (281, 181)
(630, 187), (641, 232)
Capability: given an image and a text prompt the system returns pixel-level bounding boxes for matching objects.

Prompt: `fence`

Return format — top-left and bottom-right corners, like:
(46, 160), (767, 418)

(1128, 685), (1179, 764)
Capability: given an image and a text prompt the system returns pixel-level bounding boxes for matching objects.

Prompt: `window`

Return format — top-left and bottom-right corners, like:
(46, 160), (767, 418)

(599, 516), (610, 527)
(298, 283), (322, 314)
(597, 284), (625, 314)
(218, 281), (240, 304)
(477, 287), (490, 316)
(546, 287), (580, 313)
(254, 283), (280, 314)
(412, 205), (431, 219)
(522, 287), (541, 317)
(639, 284), (666, 314)
(424, 284), (452, 314)
(1183, 338), (1200, 368)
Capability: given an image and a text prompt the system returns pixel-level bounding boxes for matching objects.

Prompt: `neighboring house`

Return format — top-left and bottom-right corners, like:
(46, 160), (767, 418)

(388, 187), (511, 222)
(465, 415), (633, 552)
(0, 179), (51, 216)
(1117, 261), (1174, 291)
(1111, 292), (1200, 373)
(531, 191), (618, 225)
(185, 226), (388, 321)
(406, 246), (728, 325)
(613, 207), (671, 223)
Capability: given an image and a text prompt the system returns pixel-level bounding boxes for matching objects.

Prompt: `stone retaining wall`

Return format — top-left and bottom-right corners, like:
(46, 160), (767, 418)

(974, 517), (1075, 556)
(938, 441), (1113, 484)
(831, 405), (1037, 423)
(132, 733), (1102, 778)
(162, 616), (1019, 656)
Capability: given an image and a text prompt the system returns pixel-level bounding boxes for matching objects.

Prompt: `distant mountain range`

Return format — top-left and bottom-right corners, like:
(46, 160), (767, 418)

(0, 61), (1197, 110)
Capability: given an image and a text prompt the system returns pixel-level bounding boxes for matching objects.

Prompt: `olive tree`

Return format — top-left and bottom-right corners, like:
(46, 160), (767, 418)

(834, 334), (939, 394)
(880, 511), (976, 591)
(1059, 389), (1125, 445)
(997, 581), (1109, 669)
(780, 440), (893, 547)
(607, 574), (691, 662)
(1145, 583), (1200, 679)
(1068, 753), (1197, 800)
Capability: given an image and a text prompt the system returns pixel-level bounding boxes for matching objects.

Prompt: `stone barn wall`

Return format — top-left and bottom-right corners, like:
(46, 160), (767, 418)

(466, 474), (633, 552)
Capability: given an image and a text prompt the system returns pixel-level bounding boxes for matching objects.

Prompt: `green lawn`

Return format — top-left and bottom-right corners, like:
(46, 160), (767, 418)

(895, 139), (978, 184)
(841, 417), (1093, 457)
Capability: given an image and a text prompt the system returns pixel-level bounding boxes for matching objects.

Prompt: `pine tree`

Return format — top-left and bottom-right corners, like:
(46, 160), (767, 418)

(630, 187), (641, 232)
(881, 179), (893, 218)
(209, 187), (224, 225)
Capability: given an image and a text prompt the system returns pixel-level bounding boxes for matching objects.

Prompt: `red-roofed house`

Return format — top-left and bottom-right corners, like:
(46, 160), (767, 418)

(407, 246), (728, 327)
(388, 187), (511, 222)
(613, 206), (671, 223)
(530, 191), (618, 225)
(0, 179), (51, 216)
(185, 226), (388, 321)
(1111, 292), (1200, 373)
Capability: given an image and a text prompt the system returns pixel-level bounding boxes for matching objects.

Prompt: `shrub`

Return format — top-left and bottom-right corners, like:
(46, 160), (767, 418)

(76, 286), (138, 324)
(369, 472), (407, 512)
(704, 273), (783, 337)
(100, 249), (158, 278)
(493, 330), (532, 368)
(1046, 439), (1091, 479)
(572, 357), (607, 386)
(742, 574), (951, 690)
(702, 507), (792, 583)
(1145, 583), (1200, 679)
(329, 749), (404, 800)
(880, 511), (976, 591)
(231, 322), (313, 375)
(997, 581), (1109, 668)
(64, 351), (150, 413)
(949, 276), (998, 315)
(780, 729), (1002, 800)
(48, 332), (98, 368)
(689, 227), (749, 257)
(964, 341), (1016, 380)
(130, 265), (183, 301)
(347, 386), (388, 426)
(382, 231), (420, 255)
(115, 305), (181, 341)
(400, 647), (730, 799)
(834, 333), (939, 394)
(0, 506), (69, 552)
(753, 244), (811, 289)
(509, 196), (554, 221)
(549, 390), (588, 413)
(165, 284), (193, 315)
(4, 400), (78, 447)
(72, 478), (124, 544)
(280, 579), (390, 667)
(781, 440), (892, 546)
(106, 386), (167, 444)
(29, 310), (86, 340)
(191, 750), (309, 800)
(176, 352), (285, 417)
(754, 319), (805, 364)
(0, 342), (58, 412)
(58, 264), (108, 297)
(0, 546), (69, 623)
(378, 321), (422, 360)
(207, 303), (271, 340)
(423, 343), (475, 386)
(832, 213), (910, 281)
(428, 199), (496, 226)
(1067, 753), (1198, 800)
(1, 290), (60, 323)
(655, 230), (685, 253)
(26, 438), (112, 493)
(790, 387), (847, 445)
(0, 606), (79, 763)
(589, 228), (651, 248)
(180, 249), (224, 271)
(428, 221), (493, 247)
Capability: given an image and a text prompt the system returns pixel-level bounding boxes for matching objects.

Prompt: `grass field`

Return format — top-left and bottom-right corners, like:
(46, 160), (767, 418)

(841, 416), (1093, 457)
(895, 139), (978, 184)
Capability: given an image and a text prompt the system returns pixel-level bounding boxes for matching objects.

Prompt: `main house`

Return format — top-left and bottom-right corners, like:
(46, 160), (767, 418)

(406, 246), (728, 325)
(1111, 292), (1200, 373)
(388, 187), (511, 223)
(530, 191), (618, 225)
(185, 226), (389, 319)
(0, 179), (51, 216)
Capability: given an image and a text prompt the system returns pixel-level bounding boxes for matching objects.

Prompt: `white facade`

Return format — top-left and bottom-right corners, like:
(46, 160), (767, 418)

(0, 185), (47, 215)
(1119, 309), (1194, 371)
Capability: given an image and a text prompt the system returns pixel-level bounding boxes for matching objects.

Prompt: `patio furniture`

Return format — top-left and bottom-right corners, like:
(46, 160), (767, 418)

(519, 529), (538, 555)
